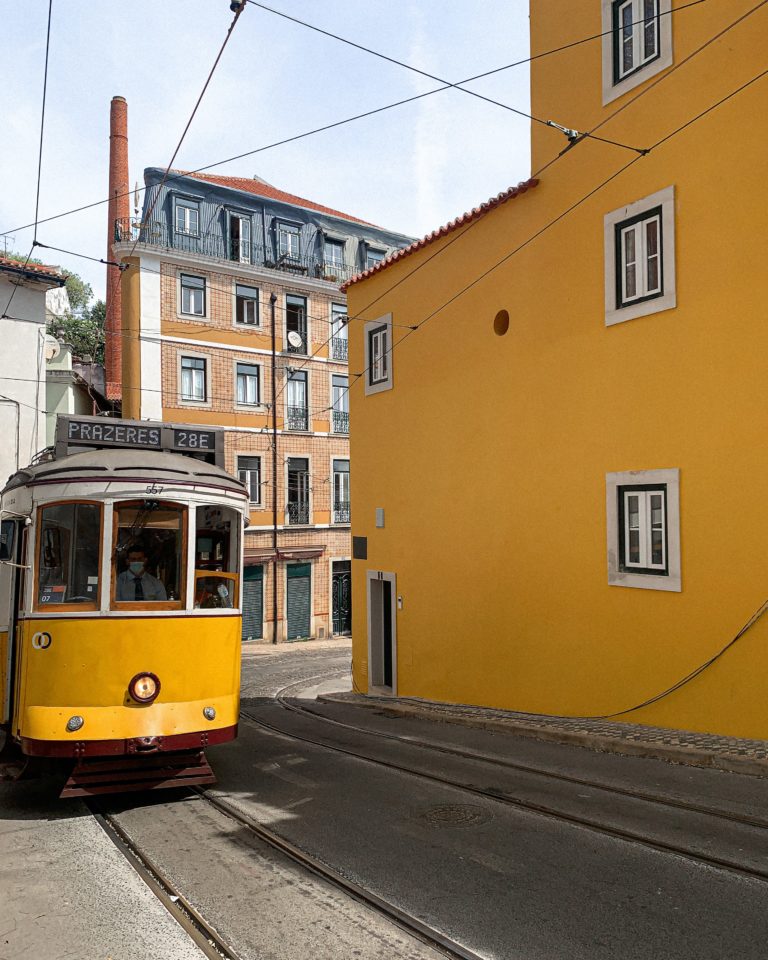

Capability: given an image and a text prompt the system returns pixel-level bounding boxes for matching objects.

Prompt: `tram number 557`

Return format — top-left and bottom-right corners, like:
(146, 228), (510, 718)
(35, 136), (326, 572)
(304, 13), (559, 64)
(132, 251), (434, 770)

(32, 631), (52, 650)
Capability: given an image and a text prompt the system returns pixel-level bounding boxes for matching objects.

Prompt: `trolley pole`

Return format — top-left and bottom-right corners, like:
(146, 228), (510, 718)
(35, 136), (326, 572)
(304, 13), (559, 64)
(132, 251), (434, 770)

(270, 293), (278, 644)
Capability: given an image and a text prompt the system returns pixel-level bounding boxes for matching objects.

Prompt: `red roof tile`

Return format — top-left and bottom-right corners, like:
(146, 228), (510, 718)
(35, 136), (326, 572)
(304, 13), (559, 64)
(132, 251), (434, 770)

(176, 170), (379, 227)
(341, 178), (539, 291)
(0, 255), (64, 283)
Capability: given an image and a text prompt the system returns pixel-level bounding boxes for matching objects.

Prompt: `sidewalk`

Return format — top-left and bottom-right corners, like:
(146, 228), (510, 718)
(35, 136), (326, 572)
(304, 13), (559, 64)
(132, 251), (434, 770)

(320, 692), (768, 778)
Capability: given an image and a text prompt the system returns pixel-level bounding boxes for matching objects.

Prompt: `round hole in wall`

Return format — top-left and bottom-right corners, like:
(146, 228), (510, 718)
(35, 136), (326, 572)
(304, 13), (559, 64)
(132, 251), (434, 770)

(493, 309), (510, 336)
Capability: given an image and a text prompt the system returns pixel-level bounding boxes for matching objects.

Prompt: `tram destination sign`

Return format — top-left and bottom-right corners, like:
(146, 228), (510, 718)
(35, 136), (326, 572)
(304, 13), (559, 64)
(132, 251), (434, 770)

(56, 415), (224, 467)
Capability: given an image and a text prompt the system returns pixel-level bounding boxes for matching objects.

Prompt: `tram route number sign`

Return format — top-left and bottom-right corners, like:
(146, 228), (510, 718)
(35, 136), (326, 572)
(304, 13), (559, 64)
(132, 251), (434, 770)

(56, 416), (224, 467)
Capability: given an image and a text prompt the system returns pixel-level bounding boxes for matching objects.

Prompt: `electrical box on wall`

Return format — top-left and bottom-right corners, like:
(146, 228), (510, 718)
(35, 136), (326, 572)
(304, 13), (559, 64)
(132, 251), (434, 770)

(375, 508), (385, 528)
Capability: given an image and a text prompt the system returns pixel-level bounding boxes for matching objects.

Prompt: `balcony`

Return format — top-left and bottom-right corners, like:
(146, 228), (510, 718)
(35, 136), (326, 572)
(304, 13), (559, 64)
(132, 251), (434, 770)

(114, 217), (359, 284)
(333, 500), (351, 524)
(330, 337), (348, 361)
(286, 405), (309, 431)
(287, 501), (310, 525)
(331, 410), (349, 434)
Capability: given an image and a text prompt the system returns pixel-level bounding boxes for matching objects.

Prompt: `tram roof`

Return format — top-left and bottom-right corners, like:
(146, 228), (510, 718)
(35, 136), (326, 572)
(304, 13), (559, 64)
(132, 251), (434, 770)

(3, 448), (247, 498)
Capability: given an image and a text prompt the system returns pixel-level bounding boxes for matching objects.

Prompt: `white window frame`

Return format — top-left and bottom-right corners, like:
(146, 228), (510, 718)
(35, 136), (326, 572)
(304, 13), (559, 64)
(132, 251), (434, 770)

(278, 223), (301, 260)
(233, 282), (260, 327)
(234, 360), (261, 408)
(601, 0), (672, 105)
(285, 368), (309, 432)
(324, 238), (345, 268)
(236, 454), (262, 505)
(285, 455), (312, 526)
(178, 352), (210, 406)
(174, 198), (200, 237)
(178, 272), (207, 319)
(604, 186), (675, 327)
(365, 247), (386, 270)
(228, 212), (252, 264)
(330, 373), (349, 434)
(332, 458), (350, 525)
(606, 468), (680, 592)
(364, 314), (393, 396)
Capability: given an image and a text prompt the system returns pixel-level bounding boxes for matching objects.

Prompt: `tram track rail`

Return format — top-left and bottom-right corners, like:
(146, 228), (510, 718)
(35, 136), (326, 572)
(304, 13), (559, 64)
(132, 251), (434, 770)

(238, 676), (768, 885)
(194, 787), (485, 960)
(89, 801), (241, 960)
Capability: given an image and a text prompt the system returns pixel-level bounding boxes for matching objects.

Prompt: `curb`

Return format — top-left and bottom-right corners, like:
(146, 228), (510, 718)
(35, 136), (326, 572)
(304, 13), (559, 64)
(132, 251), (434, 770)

(318, 693), (768, 779)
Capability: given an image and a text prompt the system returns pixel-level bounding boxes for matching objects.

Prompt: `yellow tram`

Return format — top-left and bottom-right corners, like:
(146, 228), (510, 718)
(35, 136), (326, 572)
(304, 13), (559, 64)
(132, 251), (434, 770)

(0, 416), (247, 796)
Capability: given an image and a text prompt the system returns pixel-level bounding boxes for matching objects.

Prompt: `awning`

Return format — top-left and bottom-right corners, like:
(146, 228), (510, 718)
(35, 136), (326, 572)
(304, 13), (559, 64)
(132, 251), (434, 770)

(243, 546), (325, 565)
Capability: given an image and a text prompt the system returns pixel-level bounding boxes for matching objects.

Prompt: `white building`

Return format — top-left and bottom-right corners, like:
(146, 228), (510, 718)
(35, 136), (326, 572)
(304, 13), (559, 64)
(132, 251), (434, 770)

(0, 256), (64, 484)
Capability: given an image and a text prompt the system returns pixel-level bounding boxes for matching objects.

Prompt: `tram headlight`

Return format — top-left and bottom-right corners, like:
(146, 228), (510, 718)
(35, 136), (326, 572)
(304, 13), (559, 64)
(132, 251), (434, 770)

(128, 672), (161, 704)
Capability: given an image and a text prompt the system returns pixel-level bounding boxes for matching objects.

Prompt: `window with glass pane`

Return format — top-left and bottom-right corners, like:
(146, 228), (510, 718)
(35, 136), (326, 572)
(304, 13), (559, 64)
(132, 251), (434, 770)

(286, 295), (307, 354)
(369, 325), (388, 384)
(613, 0), (659, 80)
(366, 248), (385, 269)
(37, 502), (101, 608)
(324, 239), (344, 268)
(175, 200), (199, 236)
(237, 456), (261, 504)
(236, 363), (260, 405)
(333, 460), (350, 523)
(619, 486), (667, 574)
(616, 207), (662, 307)
(287, 458), (309, 525)
(286, 370), (308, 430)
(235, 284), (259, 325)
(278, 224), (300, 259)
(181, 356), (206, 401)
(332, 374), (349, 434)
(180, 274), (206, 316)
(331, 304), (348, 360)
(114, 502), (184, 604)
(229, 214), (251, 263)
(194, 504), (240, 608)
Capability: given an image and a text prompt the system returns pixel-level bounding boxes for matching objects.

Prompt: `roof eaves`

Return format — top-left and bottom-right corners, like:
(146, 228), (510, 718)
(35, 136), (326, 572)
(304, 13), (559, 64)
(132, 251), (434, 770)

(341, 178), (539, 292)
(0, 256), (64, 286)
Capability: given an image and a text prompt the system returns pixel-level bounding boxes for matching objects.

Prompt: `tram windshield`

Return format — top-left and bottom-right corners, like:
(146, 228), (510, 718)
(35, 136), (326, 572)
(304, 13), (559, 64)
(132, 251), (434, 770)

(113, 501), (184, 604)
(37, 502), (101, 608)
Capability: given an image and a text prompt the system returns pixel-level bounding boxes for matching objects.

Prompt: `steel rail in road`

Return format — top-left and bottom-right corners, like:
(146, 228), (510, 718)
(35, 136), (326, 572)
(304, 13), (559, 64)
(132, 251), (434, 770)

(236, 680), (768, 885)
(273, 683), (768, 832)
(194, 786), (486, 960)
(90, 803), (241, 960)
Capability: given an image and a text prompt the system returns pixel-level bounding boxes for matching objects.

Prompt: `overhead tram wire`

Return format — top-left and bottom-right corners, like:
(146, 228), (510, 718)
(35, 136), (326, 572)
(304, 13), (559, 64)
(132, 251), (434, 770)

(10, 16), (761, 421)
(1, 0), (54, 322)
(0, 0), (713, 242)
(13, 30), (765, 419)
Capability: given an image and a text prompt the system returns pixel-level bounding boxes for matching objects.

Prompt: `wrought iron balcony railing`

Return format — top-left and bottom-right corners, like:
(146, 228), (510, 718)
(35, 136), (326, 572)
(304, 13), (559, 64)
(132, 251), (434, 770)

(287, 501), (310, 525)
(286, 405), (309, 431)
(331, 410), (349, 434)
(330, 337), (348, 361)
(333, 500), (351, 524)
(114, 217), (359, 283)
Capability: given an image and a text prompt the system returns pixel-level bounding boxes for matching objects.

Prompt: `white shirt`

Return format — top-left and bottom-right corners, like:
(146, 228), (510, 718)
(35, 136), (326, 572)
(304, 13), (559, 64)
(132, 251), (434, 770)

(116, 569), (168, 601)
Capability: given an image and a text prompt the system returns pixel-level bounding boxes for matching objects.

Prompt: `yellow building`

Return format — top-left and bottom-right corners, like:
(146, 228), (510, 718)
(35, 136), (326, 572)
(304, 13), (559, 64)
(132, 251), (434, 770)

(344, 0), (768, 738)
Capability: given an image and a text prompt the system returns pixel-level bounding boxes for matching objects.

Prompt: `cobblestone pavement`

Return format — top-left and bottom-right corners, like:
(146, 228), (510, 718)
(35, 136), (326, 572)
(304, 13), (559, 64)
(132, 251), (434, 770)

(326, 692), (768, 777)
(240, 637), (351, 699)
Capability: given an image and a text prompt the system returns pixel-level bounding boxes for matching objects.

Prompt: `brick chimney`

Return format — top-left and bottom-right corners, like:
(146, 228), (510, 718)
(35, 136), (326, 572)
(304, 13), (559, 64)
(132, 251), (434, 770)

(105, 95), (129, 403)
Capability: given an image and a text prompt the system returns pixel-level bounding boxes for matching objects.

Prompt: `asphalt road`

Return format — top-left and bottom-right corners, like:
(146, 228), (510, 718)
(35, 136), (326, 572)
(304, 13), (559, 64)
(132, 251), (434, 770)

(4, 640), (768, 960)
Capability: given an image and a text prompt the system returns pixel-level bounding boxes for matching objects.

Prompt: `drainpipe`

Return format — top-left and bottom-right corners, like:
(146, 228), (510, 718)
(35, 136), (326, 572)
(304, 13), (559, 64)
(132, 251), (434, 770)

(270, 292), (278, 644)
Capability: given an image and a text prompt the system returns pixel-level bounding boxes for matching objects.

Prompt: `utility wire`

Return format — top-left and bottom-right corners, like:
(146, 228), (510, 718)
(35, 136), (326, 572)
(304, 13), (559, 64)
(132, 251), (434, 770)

(1, 0), (54, 322)
(0, 0), (711, 241)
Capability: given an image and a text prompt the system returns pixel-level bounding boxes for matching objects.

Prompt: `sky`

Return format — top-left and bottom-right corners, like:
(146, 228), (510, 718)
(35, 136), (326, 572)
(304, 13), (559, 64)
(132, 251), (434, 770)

(0, 1), (532, 302)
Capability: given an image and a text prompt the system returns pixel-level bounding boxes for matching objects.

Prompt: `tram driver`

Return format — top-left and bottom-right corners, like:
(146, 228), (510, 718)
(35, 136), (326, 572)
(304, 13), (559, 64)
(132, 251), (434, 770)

(116, 547), (168, 602)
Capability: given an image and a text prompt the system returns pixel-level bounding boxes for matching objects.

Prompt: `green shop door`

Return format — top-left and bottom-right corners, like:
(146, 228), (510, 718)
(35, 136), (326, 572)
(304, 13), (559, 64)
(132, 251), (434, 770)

(242, 565), (263, 640)
(286, 562), (311, 639)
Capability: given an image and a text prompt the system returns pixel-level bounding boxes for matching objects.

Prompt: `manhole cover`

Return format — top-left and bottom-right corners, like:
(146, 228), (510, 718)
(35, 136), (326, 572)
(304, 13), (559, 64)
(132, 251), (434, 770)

(419, 803), (492, 827)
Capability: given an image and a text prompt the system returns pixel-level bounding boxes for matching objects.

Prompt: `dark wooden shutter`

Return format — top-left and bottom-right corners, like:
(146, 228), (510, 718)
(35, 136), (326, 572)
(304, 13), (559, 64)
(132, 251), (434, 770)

(242, 565), (263, 640)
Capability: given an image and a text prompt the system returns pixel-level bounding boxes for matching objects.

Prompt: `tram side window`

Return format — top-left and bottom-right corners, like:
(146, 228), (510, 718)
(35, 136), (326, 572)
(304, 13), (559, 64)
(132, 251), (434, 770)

(194, 505), (240, 609)
(0, 519), (14, 561)
(37, 503), (101, 607)
(113, 502), (184, 604)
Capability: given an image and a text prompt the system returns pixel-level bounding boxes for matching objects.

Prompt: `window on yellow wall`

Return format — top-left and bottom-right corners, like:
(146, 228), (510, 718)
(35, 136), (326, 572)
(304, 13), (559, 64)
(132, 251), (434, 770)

(601, 0), (672, 105)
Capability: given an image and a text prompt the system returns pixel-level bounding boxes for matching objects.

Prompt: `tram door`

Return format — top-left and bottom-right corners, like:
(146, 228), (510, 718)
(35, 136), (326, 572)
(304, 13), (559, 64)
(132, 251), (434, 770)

(0, 519), (21, 725)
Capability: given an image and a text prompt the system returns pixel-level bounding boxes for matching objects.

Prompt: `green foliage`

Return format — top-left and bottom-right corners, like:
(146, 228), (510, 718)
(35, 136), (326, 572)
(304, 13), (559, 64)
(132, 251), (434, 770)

(3, 250), (106, 364)
(48, 300), (106, 364)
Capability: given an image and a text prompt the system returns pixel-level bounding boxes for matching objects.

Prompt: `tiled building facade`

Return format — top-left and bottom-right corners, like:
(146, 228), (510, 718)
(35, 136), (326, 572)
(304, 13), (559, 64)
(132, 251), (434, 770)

(115, 168), (410, 641)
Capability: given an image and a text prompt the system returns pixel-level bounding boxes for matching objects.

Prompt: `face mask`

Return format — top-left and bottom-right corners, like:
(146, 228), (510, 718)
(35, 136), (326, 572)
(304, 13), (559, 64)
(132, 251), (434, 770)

(129, 561), (144, 576)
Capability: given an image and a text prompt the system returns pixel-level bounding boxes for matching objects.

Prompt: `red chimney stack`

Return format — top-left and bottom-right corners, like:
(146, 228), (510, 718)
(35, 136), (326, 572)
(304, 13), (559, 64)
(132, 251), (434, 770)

(105, 95), (129, 403)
